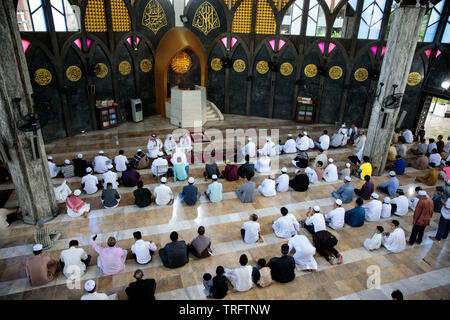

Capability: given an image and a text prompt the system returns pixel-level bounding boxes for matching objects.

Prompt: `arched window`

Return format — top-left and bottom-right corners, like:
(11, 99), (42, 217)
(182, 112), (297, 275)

(418, 0), (446, 42)
(331, 1), (358, 38)
(306, 0), (326, 37)
(17, 0), (80, 32)
(281, 0), (303, 35)
(442, 16), (450, 43)
(358, 0), (387, 40)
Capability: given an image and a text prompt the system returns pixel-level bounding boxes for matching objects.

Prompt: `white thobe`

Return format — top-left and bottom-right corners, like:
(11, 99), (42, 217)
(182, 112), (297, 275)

(323, 163), (338, 182)
(354, 135), (366, 149)
(318, 134), (330, 150)
(164, 137), (177, 155)
(259, 141), (276, 157)
(225, 266), (253, 292)
(408, 197), (419, 211)
(363, 233), (382, 251)
(330, 128), (348, 147)
(444, 142), (450, 153)
(305, 167), (318, 184)
(82, 174), (98, 194)
(48, 161), (60, 178)
(308, 138), (314, 149)
(114, 155), (128, 172)
(429, 153), (441, 167)
(382, 228), (406, 253)
(147, 138), (163, 159)
(363, 200), (382, 221)
(131, 239), (157, 264)
(347, 127), (358, 139)
(275, 174), (290, 192)
(180, 135), (192, 153)
(154, 184), (173, 206)
(296, 136), (310, 151)
(288, 235), (317, 270)
(356, 143), (365, 162)
(258, 179), (276, 197)
(403, 130), (413, 144)
(170, 149), (188, 165)
(60, 246), (88, 279)
(273, 214), (299, 238)
(391, 195), (408, 216)
(242, 141), (256, 158)
(102, 170), (118, 189)
(255, 157), (271, 173)
(151, 157), (168, 176)
(325, 207), (345, 230)
(93, 155), (111, 174)
(283, 139), (297, 153)
(241, 221), (260, 244)
(381, 203), (391, 218)
(304, 213), (326, 233)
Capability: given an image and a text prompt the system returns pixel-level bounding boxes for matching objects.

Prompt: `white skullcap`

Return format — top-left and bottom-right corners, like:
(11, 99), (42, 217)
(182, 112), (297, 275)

(288, 134), (292, 137)
(266, 136), (271, 141)
(188, 177), (195, 183)
(64, 159), (70, 165)
(84, 280), (96, 292)
(77, 153), (83, 159)
(158, 151), (164, 157)
(137, 148), (142, 152)
(303, 131), (307, 135)
(98, 150), (104, 154)
(371, 192), (379, 199)
(33, 244), (43, 251)
(160, 177), (167, 183)
(212, 174), (218, 179)
(281, 167), (287, 173)
(107, 164), (113, 169)
(341, 124), (346, 127)
(313, 206), (320, 212)
(47, 156), (53, 160)
(344, 176), (352, 182)
(346, 163), (351, 168)
(248, 137), (252, 141)
(86, 167), (92, 173)
(389, 171), (396, 176)
(329, 158), (334, 163)
(73, 189), (82, 196)
(335, 199), (343, 206)
(418, 190), (427, 196)
(384, 197), (391, 204)
(446, 179), (450, 185)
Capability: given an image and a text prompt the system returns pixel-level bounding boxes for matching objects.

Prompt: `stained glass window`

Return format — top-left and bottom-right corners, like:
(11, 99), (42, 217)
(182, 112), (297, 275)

(306, 0), (326, 37)
(418, 0), (446, 42)
(280, 0), (303, 35)
(357, 0), (387, 40)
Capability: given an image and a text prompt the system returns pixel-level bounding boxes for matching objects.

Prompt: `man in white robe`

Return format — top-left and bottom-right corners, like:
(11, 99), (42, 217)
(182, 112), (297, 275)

(354, 131), (366, 149)
(179, 133), (193, 153)
(272, 207), (299, 238)
(275, 167), (290, 192)
(364, 226), (383, 251)
(225, 254), (254, 292)
(258, 136), (276, 157)
(402, 128), (414, 144)
(296, 132), (310, 151)
(101, 164), (119, 189)
(47, 156), (61, 178)
(288, 235), (317, 271)
(307, 134), (315, 149)
(242, 137), (256, 158)
(151, 152), (168, 176)
(382, 220), (406, 253)
(283, 134), (297, 153)
(164, 134), (177, 156)
(255, 155), (271, 173)
(314, 130), (330, 151)
(363, 193), (382, 221)
(170, 147), (188, 165)
(323, 158), (338, 182)
(390, 189), (409, 216)
(257, 175), (276, 197)
(305, 167), (318, 184)
(147, 134), (163, 159)
(330, 124), (348, 147)
(325, 199), (345, 230)
(93, 150), (111, 174)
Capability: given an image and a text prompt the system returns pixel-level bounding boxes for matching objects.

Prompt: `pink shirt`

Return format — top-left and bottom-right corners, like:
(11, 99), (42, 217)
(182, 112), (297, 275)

(444, 167), (450, 180)
(90, 239), (127, 275)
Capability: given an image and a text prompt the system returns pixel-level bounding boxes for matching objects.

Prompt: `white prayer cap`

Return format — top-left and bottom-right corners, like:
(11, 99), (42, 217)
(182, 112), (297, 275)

(77, 153), (83, 159)
(389, 171), (396, 176)
(313, 206), (320, 212)
(346, 163), (351, 168)
(248, 137), (252, 141)
(288, 134), (292, 137)
(158, 151), (164, 157)
(74, 189), (82, 196)
(212, 174), (218, 179)
(33, 244), (43, 251)
(281, 167), (287, 173)
(303, 131), (307, 135)
(329, 158), (334, 163)
(151, 134), (156, 137)
(344, 176), (352, 182)
(137, 148), (142, 152)
(160, 177), (167, 183)
(188, 177), (195, 183)
(341, 124), (346, 127)
(84, 280), (96, 292)
(446, 179), (450, 185)
(418, 190), (427, 196)
(98, 150), (104, 154)
(86, 167), (92, 173)
(47, 156), (53, 160)
(266, 136), (271, 141)
(107, 164), (113, 169)
(64, 159), (70, 165)
(371, 192), (379, 199)
(335, 199), (343, 206)
(384, 197), (391, 204)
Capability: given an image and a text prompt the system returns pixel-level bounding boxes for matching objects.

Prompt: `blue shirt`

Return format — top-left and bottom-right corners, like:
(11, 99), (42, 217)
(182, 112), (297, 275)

(432, 194), (445, 212)
(393, 159), (406, 175)
(206, 181), (223, 203)
(379, 177), (399, 196)
(334, 183), (354, 203)
(181, 184), (199, 206)
(428, 142), (437, 154)
(173, 163), (188, 181)
(344, 206), (365, 227)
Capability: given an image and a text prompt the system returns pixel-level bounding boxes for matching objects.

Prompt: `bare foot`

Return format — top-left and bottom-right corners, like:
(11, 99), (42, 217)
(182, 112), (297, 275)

(337, 254), (343, 264)
(329, 257), (336, 265)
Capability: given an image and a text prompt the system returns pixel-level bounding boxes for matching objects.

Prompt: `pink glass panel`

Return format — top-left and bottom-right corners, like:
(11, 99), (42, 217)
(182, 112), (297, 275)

(278, 39), (286, 50)
(381, 46), (386, 56)
(328, 42), (336, 54)
(136, 36), (141, 47)
(74, 38), (82, 50)
(221, 37), (227, 49)
(127, 37), (132, 46)
(86, 38), (93, 49)
(318, 42), (325, 54)
(425, 49), (431, 59)
(21, 39), (31, 53)
(269, 39), (276, 51)
(231, 37), (237, 48)
(436, 50), (441, 58)
(370, 45), (377, 56)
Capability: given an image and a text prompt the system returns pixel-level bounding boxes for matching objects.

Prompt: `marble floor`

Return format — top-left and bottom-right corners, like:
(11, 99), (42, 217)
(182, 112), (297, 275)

(0, 114), (448, 300)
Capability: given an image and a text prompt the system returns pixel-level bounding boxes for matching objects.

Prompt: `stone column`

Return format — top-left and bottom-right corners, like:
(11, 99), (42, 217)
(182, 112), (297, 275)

(173, 0), (185, 27)
(363, 5), (426, 175)
(0, 1), (58, 224)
